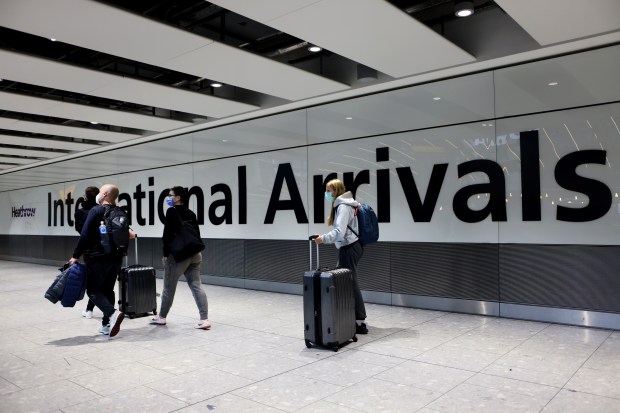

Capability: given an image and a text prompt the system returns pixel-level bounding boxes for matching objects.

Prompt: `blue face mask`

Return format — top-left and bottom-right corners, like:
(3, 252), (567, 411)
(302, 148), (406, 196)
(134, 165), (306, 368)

(165, 196), (175, 207)
(325, 191), (335, 203)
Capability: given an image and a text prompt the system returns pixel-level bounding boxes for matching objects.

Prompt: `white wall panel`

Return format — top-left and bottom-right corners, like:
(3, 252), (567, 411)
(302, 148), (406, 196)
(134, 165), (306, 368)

(307, 72), (495, 143)
(494, 45), (620, 117)
(497, 103), (620, 245)
(308, 123), (499, 243)
(191, 110), (307, 162)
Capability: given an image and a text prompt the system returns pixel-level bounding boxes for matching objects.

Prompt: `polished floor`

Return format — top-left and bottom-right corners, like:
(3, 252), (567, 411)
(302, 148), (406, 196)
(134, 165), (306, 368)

(0, 260), (619, 413)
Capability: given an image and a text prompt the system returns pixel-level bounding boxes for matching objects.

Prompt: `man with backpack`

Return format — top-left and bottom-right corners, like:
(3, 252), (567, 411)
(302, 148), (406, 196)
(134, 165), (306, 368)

(68, 183), (128, 338)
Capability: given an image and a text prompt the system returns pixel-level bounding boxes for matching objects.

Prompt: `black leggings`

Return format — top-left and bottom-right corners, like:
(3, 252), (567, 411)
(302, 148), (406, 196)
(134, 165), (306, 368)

(338, 241), (366, 320)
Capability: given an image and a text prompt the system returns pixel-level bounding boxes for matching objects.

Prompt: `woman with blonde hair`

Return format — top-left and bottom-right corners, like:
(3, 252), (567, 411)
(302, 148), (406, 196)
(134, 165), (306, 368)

(313, 178), (368, 334)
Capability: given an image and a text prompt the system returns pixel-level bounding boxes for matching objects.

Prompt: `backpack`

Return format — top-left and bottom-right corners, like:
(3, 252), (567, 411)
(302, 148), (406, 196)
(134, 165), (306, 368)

(101, 205), (130, 256)
(343, 203), (379, 246)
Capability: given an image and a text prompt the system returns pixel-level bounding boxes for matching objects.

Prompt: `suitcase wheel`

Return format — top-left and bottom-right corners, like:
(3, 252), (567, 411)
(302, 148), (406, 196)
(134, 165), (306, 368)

(330, 344), (339, 352)
(352, 336), (358, 342)
(305, 340), (312, 349)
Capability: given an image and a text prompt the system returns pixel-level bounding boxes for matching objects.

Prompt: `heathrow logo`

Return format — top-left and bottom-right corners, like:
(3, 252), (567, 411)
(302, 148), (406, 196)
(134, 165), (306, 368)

(12, 205), (36, 218)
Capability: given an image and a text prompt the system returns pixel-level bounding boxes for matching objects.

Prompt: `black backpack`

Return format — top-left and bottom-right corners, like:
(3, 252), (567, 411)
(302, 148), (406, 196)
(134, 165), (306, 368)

(101, 205), (130, 256)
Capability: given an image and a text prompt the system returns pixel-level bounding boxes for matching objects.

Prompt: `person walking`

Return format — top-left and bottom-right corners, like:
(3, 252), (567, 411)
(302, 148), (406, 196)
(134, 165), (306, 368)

(313, 178), (368, 334)
(150, 186), (211, 330)
(68, 184), (125, 338)
(74, 186), (99, 319)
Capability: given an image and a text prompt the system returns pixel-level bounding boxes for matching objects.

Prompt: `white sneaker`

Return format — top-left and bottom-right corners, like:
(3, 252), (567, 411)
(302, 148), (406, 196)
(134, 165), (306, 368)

(98, 324), (110, 335)
(109, 310), (124, 338)
(82, 310), (93, 319)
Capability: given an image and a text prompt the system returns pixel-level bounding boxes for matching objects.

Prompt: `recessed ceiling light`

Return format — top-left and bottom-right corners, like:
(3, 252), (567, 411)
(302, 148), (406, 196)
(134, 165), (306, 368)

(308, 45), (322, 52)
(210, 82), (223, 88)
(433, 97), (441, 100)
(455, 1), (474, 17)
(548, 82), (559, 86)
(90, 121), (98, 124)
(345, 117), (353, 120)
(50, 38), (57, 42)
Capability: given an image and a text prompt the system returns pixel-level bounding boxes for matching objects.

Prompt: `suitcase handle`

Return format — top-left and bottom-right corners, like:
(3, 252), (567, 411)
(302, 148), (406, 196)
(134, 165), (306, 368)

(124, 232), (138, 267)
(309, 235), (319, 271)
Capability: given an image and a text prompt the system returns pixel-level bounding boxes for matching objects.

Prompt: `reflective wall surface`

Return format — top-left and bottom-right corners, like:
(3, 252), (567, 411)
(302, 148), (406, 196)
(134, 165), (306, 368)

(2, 44), (619, 328)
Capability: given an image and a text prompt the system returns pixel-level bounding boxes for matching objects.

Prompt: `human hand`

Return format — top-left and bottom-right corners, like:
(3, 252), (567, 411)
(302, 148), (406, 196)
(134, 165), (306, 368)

(314, 235), (323, 245)
(68, 258), (78, 266)
(162, 256), (168, 266)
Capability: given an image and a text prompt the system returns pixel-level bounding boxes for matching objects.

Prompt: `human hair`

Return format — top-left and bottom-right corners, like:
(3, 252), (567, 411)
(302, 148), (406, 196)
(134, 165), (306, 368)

(170, 186), (187, 204)
(326, 179), (346, 226)
(84, 186), (99, 202)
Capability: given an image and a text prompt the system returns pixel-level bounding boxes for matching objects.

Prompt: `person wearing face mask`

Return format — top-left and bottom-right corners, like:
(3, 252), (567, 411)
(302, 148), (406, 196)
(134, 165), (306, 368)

(74, 186), (100, 319)
(312, 178), (368, 334)
(150, 186), (211, 330)
(68, 183), (126, 338)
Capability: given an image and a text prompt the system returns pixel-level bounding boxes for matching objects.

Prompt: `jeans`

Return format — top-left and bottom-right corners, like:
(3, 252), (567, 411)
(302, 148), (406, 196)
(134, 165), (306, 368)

(86, 255), (121, 326)
(160, 252), (208, 319)
(338, 241), (366, 320)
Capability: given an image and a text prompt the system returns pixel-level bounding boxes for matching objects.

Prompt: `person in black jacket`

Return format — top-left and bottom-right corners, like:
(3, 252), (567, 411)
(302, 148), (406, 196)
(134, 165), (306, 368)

(74, 186), (99, 319)
(69, 183), (125, 338)
(150, 186), (210, 330)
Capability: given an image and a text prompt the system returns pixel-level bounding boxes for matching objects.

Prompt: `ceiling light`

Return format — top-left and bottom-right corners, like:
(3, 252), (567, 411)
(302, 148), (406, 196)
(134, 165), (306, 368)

(345, 117), (353, 120)
(357, 64), (377, 83)
(50, 38), (57, 41)
(210, 82), (223, 88)
(548, 82), (559, 86)
(90, 121), (98, 124)
(308, 45), (322, 52)
(455, 1), (474, 17)
(433, 97), (441, 100)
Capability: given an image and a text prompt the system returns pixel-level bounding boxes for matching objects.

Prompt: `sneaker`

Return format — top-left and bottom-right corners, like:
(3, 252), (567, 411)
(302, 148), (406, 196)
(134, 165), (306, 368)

(149, 315), (166, 325)
(82, 310), (93, 319)
(98, 324), (110, 335)
(194, 319), (212, 330)
(108, 310), (124, 338)
(356, 322), (368, 335)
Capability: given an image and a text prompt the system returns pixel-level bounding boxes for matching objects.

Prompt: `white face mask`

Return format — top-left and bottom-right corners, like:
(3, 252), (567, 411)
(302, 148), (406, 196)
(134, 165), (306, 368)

(95, 193), (104, 205)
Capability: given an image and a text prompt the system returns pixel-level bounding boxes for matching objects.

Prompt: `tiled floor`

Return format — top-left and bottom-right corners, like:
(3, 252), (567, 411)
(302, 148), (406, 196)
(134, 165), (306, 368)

(1, 260), (619, 413)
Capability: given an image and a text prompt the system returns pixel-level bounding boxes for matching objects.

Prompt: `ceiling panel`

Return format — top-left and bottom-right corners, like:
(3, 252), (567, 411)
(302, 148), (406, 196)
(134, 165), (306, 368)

(0, 117), (140, 143)
(0, 133), (99, 151)
(212, 0), (475, 78)
(165, 42), (349, 101)
(0, 156), (37, 165)
(0, 92), (191, 132)
(495, 0), (620, 45)
(0, 50), (259, 118)
(2, 147), (63, 159)
(0, 0), (349, 101)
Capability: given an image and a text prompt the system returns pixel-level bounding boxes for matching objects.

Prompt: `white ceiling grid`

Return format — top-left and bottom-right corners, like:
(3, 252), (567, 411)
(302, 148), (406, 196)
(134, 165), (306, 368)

(211, 0), (476, 77)
(0, 0), (619, 190)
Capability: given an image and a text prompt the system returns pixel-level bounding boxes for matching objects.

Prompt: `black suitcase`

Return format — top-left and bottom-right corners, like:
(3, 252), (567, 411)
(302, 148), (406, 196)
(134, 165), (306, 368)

(303, 236), (357, 351)
(118, 235), (157, 319)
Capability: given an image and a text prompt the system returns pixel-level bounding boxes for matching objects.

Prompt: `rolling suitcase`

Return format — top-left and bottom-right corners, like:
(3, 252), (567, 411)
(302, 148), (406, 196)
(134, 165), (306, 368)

(118, 235), (157, 319)
(303, 236), (357, 351)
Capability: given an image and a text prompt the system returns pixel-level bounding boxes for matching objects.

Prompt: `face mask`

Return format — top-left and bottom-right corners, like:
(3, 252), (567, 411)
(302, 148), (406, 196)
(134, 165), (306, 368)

(165, 196), (175, 207)
(95, 193), (103, 205)
(324, 191), (335, 203)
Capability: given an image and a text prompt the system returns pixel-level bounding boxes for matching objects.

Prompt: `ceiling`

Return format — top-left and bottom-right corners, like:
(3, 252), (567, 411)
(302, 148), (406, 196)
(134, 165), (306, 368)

(0, 0), (619, 186)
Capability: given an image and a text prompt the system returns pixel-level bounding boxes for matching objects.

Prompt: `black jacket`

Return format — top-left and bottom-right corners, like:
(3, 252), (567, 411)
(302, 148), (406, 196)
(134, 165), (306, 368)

(72, 204), (109, 259)
(74, 199), (98, 234)
(162, 205), (200, 257)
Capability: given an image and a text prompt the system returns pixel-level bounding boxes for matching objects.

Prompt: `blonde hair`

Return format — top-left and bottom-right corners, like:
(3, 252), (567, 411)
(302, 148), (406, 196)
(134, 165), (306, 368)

(326, 179), (346, 226)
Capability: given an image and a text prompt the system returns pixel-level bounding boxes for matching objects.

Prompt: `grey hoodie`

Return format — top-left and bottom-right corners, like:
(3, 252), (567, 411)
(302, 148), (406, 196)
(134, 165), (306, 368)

(321, 191), (360, 249)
